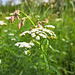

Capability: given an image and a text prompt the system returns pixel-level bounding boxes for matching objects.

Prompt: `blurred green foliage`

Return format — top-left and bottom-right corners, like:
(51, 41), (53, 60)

(0, 0), (75, 75)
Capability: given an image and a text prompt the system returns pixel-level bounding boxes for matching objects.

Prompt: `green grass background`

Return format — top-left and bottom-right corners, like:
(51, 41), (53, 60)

(0, 0), (75, 75)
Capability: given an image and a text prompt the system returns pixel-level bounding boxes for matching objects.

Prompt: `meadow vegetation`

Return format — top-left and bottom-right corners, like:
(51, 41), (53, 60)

(0, 0), (75, 75)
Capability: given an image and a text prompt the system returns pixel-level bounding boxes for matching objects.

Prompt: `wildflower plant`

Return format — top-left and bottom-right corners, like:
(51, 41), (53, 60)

(0, 1), (75, 75)
(10, 10), (57, 73)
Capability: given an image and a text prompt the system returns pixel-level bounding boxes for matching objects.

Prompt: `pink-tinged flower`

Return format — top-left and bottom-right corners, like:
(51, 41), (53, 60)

(36, 19), (39, 22)
(37, 24), (43, 28)
(39, 21), (41, 24)
(17, 16), (19, 20)
(18, 23), (21, 29)
(10, 16), (15, 23)
(42, 21), (45, 23)
(42, 24), (44, 26)
(13, 10), (20, 16)
(21, 21), (24, 26)
(22, 17), (25, 22)
(45, 18), (49, 23)
(30, 28), (33, 30)
(37, 24), (40, 28)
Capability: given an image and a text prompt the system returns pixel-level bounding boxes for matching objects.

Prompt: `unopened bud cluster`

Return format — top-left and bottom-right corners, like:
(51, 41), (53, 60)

(18, 17), (25, 29)
(10, 10), (20, 23)
(36, 18), (49, 28)
(10, 10), (25, 29)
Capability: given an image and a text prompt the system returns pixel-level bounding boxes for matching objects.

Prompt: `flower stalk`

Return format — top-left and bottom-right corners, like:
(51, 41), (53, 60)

(20, 11), (36, 27)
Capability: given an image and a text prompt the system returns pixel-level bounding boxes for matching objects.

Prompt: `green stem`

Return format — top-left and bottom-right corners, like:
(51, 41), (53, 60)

(20, 11), (36, 27)
(40, 43), (49, 71)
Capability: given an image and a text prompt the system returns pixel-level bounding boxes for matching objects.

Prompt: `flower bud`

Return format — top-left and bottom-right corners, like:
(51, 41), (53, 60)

(17, 16), (19, 20)
(38, 24), (41, 28)
(10, 16), (15, 23)
(42, 21), (45, 24)
(21, 21), (24, 26)
(42, 24), (44, 26)
(30, 28), (33, 30)
(39, 21), (41, 24)
(37, 19), (39, 22)
(45, 18), (49, 23)
(13, 10), (20, 16)
(22, 17), (25, 22)
(18, 23), (21, 29)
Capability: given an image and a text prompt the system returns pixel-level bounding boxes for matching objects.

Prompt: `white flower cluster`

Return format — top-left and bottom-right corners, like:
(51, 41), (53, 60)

(20, 25), (56, 40)
(5, 17), (11, 20)
(9, 13), (14, 15)
(55, 18), (62, 22)
(11, 38), (16, 41)
(8, 33), (14, 36)
(15, 42), (34, 48)
(4, 30), (8, 32)
(45, 25), (55, 28)
(15, 25), (56, 54)
(0, 20), (7, 25)
(25, 50), (31, 55)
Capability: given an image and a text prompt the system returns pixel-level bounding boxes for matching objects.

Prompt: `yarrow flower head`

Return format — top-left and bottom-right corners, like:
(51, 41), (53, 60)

(39, 33), (47, 38)
(45, 25), (55, 29)
(20, 24), (56, 40)
(0, 20), (7, 25)
(14, 17), (56, 52)
(4, 30), (8, 32)
(11, 38), (16, 41)
(19, 18), (56, 40)
(15, 41), (34, 49)
(8, 33), (14, 36)
(5, 17), (11, 20)
(55, 18), (62, 22)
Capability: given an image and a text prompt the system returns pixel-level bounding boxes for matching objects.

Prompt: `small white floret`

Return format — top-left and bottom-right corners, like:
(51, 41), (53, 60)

(31, 33), (36, 37)
(25, 50), (29, 55)
(29, 42), (34, 46)
(36, 36), (40, 40)
(9, 33), (14, 36)
(5, 17), (11, 20)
